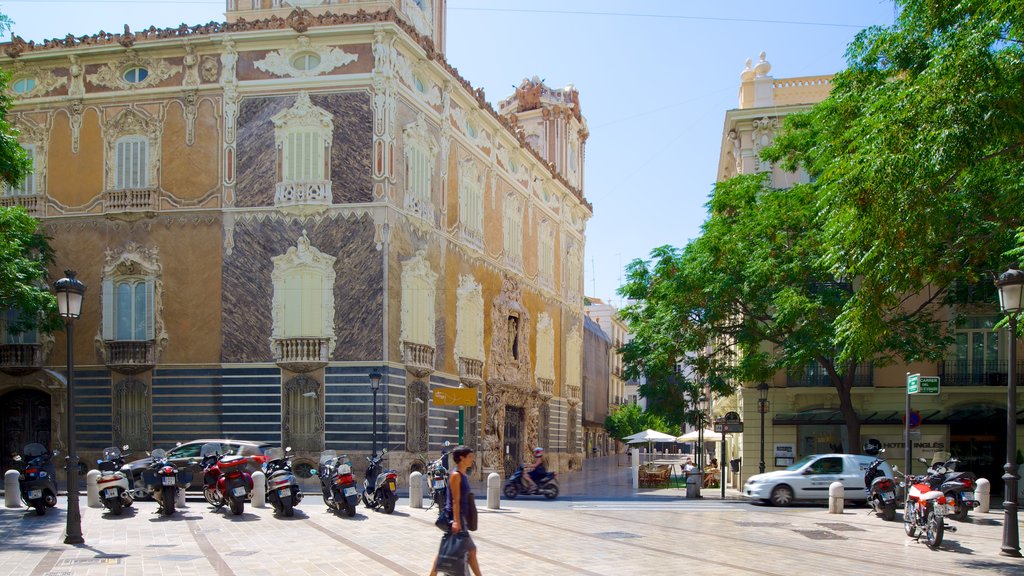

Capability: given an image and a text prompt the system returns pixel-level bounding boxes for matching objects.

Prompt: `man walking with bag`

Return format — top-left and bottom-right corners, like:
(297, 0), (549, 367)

(430, 446), (482, 576)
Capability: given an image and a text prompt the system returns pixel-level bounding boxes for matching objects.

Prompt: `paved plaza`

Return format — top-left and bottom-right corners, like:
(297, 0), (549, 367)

(2, 463), (1023, 576)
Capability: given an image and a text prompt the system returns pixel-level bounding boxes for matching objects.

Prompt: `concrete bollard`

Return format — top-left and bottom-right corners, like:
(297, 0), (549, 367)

(828, 481), (844, 513)
(4, 470), (20, 508)
(976, 478), (991, 513)
(486, 472), (500, 509)
(251, 470), (266, 508)
(409, 471), (423, 508)
(176, 484), (187, 507)
(86, 469), (102, 508)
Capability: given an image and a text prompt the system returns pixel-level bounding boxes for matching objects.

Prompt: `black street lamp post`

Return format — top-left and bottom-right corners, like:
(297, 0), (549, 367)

(54, 270), (85, 546)
(995, 268), (1023, 558)
(757, 383), (770, 475)
(369, 368), (382, 458)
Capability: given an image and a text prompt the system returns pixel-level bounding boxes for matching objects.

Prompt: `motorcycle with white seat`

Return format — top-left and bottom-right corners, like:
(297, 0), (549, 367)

(896, 461), (955, 550)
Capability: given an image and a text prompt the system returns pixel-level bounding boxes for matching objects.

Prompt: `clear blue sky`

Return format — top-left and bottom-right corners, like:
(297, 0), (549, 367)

(2, 0), (896, 307)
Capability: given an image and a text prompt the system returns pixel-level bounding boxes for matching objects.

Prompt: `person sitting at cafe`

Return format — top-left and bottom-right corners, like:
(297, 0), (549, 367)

(704, 458), (721, 488)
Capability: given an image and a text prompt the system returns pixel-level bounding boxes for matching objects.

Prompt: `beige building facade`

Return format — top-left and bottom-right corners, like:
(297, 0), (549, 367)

(717, 53), (1022, 494)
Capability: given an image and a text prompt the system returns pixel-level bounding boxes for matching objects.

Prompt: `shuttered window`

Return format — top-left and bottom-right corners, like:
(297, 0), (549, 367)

(281, 130), (327, 182)
(407, 144), (432, 202)
(115, 137), (148, 190)
(104, 278), (154, 341)
(5, 146), (36, 197)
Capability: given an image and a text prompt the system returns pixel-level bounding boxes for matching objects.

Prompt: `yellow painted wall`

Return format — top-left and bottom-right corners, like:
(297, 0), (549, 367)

(48, 108), (103, 207)
(161, 98), (221, 200)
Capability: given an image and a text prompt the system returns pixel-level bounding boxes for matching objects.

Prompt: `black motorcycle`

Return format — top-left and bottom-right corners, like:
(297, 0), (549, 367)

(863, 448), (897, 521)
(264, 447), (302, 517)
(319, 449), (359, 517)
(13, 443), (58, 516)
(426, 441), (451, 510)
(503, 464), (559, 499)
(930, 456), (978, 522)
(141, 448), (192, 516)
(362, 449), (398, 514)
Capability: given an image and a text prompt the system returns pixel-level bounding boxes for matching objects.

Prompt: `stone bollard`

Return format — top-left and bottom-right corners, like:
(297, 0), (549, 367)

(4, 470), (20, 508)
(976, 478), (991, 513)
(828, 482), (844, 513)
(486, 472), (500, 509)
(251, 470), (266, 508)
(176, 484), (187, 508)
(409, 471), (423, 508)
(86, 469), (102, 508)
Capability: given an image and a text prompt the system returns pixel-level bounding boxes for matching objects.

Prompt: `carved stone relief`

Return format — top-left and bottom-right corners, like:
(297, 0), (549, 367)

(402, 113), (438, 221)
(9, 66), (67, 99)
(487, 275), (531, 389)
(200, 56), (220, 83)
(94, 242), (169, 362)
(11, 115), (48, 194)
(751, 116), (779, 173)
(182, 43), (200, 89)
(87, 49), (182, 90)
(68, 100), (84, 154)
(254, 35), (358, 78)
(371, 29), (397, 183)
(183, 91), (198, 146)
(399, 249), (437, 348)
(401, 0), (434, 38)
(101, 107), (163, 191)
(67, 55), (85, 98)
(454, 274), (484, 364)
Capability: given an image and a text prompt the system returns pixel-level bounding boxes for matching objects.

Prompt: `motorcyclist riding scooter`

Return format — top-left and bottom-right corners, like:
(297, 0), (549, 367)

(521, 447), (547, 494)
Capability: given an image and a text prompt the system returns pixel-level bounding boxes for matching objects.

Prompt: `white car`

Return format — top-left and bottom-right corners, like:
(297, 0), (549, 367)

(744, 453), (894, 506)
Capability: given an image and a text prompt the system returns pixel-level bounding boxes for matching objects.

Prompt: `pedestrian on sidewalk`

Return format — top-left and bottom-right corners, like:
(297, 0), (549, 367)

(430, 446), (482, 576)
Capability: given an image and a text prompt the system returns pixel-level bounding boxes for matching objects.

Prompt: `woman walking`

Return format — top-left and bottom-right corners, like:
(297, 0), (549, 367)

(430, 445), (482, 576)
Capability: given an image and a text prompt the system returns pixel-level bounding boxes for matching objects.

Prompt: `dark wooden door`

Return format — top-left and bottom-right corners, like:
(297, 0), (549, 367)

(504, 406), (524, 476)
(1, 388), (51, 471)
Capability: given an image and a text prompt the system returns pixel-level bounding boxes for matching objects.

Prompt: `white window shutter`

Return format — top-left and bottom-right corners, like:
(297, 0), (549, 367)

(102, 278), (114, 340)
(144, 277), (155, 340)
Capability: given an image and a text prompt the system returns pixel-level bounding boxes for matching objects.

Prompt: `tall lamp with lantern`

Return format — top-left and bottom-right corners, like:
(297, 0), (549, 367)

(54, 270), (85, 545)
(995, 268), (1023, 557)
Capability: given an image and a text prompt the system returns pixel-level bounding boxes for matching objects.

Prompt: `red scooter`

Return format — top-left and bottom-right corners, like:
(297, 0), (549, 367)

(200, 442), (253, 516)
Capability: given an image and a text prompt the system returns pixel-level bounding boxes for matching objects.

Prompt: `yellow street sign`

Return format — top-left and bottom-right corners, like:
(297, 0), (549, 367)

(432, 387), (477, 407)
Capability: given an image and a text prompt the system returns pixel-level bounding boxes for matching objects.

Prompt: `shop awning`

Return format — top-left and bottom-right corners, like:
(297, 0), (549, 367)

(773, 406), (1024, 425)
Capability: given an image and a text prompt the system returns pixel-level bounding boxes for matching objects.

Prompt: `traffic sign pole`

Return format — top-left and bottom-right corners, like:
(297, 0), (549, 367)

(905, 373), (914, 479)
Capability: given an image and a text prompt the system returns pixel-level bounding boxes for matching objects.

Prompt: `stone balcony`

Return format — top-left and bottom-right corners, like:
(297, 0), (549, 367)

(273, 337), (331, 373)
(0, 194), (44, 218)
(275, 180), (331, 209)
(565, 384), (582, 402)
(403, 341), (435, 378)
(0, 343), (43, 376)
(103, 188), (159, 214)
(102, 340), (156, 374)
(536, 377), (553, 400)
(458, 357), (484, 387)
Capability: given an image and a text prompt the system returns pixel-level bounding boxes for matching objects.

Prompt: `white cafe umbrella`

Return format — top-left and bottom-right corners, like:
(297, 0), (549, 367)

(624, 429), (679, 444)
(675, 429), (721, 443)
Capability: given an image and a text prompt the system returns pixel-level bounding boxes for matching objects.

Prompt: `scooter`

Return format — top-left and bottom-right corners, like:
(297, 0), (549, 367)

(318, 449), (359, 517)
(426, 441), (451, 510)
(13, 443), (58, 516)
(263, 446), (302, 517)
(96, 445), (133, 516)
(141, 448), (192, 516)
(933, 456), (978, 522)
(897, 462), (955, 550)
(863, 448), (897, 521)
(503, 464), (559, 499)
(200, 442), (252, 516)
(362, 448), (398, 514)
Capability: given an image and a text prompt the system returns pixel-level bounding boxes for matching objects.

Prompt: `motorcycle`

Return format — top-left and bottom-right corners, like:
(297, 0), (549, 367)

(863, 448), (897, 521)
(426, 441), (451, 510)
(263, 446), (302, 517)
(318, 449), (359, 517)
(362, 448), (398, 514)
(200, 442), (253, 516)
(932, 456), (978, 522)
(897, 463), (955, 550)
(503, 464), (559, 499)
(13, 443), (58, 516)
(141, 448), (192, 516)
(96, 445), (134, 516)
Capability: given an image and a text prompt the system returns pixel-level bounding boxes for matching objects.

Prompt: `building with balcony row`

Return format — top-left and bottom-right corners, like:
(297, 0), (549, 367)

(0, 0), (591, 477)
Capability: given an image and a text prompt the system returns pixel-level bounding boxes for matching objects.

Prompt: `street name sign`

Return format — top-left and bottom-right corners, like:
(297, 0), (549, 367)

(906, 374), (940, 395)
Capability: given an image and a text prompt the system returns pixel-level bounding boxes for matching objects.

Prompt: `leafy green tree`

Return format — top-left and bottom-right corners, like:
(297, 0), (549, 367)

(0, 12), (59, 336)
(766, 0), (1024, 361)
(603, 403), (679, 442)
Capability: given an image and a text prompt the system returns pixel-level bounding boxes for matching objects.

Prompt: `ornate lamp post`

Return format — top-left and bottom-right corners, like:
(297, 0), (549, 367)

(54, 270), (85, 546)
(995, 268), (1024, 557)
(757, 383), (770, 475)
(369, 368), (382, 459)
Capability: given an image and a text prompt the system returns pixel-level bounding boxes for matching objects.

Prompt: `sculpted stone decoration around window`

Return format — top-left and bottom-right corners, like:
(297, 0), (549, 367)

(402, 113), (438, 223)
(255, 35), (358, 78)
(565, 325), (583, 396)
(87, 50), (182, 90)
(271, 231), (337, 372)
(102, 107), (162, 209)
(8, 67), (67, 99)
(400, 250), (437, 377)
(401, 0), (433, 37)
(96, 243), (167, 374)
(487, 275), (531, 389)
(455, 274), (484, 386)
(534, 313), (555, 383)
(271, 91), (334, 213)
(283, 374), (324, 452)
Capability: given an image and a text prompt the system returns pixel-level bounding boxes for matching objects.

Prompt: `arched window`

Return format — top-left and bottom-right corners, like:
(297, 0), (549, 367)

(406, 380), (429, 452)
(103, 277), (154, 341)
(271, 92), (334, 209)
(283, 375), (323, 452)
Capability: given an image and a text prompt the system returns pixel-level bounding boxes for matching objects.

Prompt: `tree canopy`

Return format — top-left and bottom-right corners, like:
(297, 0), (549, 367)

(603, 403), (679, 442)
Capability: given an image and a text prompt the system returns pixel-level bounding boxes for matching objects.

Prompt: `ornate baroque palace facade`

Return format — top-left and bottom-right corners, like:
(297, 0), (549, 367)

(0, 0), (591, 477)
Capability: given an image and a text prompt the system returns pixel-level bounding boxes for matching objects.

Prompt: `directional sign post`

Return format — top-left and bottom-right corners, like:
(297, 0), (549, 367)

(905, 374), (941, 477)
(432, 388), (477, 445)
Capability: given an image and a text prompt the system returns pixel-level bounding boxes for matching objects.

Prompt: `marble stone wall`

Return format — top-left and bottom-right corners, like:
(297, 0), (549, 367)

(234, 91), (373, 207)
(221, 213), (383, 362)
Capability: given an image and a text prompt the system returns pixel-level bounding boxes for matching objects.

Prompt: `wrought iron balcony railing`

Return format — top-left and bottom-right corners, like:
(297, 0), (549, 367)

(939, 360), (1024, 386)
(786, 363), (874, 388)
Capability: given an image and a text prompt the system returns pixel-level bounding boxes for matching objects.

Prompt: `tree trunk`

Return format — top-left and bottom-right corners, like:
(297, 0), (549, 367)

(821, 358), (861, 453)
